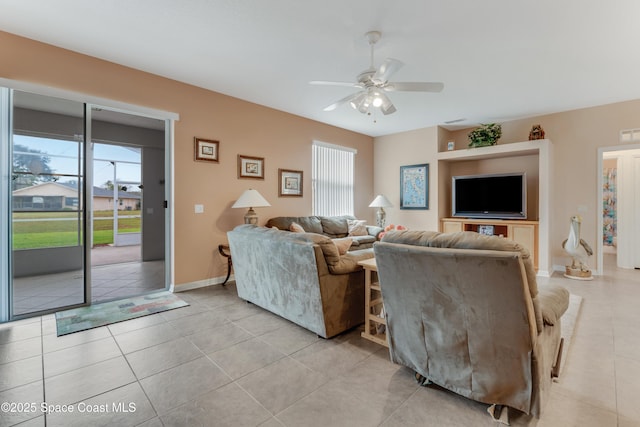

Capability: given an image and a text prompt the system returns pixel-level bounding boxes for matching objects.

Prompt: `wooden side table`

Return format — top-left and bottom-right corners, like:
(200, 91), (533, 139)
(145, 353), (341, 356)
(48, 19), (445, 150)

(218, 244), (232, 286)
(358, 257), (388, 347)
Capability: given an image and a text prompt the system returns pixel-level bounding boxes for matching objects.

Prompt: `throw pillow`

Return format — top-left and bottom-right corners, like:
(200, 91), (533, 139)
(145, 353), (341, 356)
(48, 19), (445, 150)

(332, 237), (353, 255)
(347, 219), (367, 236)
(289, 222), (305, 233)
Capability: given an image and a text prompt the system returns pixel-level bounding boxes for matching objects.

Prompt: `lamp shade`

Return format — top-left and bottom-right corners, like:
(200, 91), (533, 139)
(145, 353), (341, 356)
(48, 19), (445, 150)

(232, 189), (271, 225)
(369, 194), (393, 208)
(232, 189), (271, 209)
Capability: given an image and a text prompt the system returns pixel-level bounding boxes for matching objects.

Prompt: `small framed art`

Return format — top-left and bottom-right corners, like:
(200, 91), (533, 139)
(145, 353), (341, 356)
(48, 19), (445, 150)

(278, 169), (303, 197)
(237, 155), (264, 179)
(194, 138), (219, 162)
(400, 163), (429, 210)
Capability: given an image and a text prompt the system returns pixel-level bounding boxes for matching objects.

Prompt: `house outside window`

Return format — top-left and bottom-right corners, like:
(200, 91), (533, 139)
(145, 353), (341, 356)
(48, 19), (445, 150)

(312, 141), (356, 216)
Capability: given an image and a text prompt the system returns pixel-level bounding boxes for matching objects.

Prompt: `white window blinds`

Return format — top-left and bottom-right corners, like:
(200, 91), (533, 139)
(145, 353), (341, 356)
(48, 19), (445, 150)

(312, 141), (356, 216)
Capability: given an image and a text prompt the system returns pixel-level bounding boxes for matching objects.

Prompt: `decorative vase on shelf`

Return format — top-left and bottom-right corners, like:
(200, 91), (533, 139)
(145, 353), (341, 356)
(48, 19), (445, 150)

(467, 123), (502, 148)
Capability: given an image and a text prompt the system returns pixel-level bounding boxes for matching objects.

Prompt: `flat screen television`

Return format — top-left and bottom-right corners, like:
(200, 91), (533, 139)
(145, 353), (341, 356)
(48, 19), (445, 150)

(452, 172), (527, 219)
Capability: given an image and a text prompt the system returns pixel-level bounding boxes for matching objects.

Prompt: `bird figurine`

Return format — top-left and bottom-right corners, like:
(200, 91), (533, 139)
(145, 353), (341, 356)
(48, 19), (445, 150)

(562, 215), (594, 280)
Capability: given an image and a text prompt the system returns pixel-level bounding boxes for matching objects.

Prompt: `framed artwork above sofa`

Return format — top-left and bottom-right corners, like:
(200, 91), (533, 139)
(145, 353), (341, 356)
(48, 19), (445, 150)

(278, 169), (303, 197)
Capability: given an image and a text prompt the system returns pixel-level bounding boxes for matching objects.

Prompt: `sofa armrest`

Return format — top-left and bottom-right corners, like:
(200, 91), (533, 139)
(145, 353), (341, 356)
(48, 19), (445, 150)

(366, 225), (384, 239)
(537, 284), (570, 326)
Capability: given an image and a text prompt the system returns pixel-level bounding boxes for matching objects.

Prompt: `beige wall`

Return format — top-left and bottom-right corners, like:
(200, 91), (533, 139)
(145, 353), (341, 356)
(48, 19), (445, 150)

(373, 127), (440, 230)
(375, 101), (640, 273)
(0, 31), (374, 286)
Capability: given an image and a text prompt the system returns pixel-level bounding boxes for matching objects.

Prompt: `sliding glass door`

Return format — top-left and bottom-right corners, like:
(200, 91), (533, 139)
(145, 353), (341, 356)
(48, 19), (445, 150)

(11, 91), (87, 317)
(90, 107), (166, 303)
(1, 86), (172, 322)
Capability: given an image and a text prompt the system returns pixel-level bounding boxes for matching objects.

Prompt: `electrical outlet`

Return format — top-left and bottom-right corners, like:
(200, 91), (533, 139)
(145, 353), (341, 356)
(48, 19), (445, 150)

(194, 204), (204, 214)
(577, 205), (587, 214)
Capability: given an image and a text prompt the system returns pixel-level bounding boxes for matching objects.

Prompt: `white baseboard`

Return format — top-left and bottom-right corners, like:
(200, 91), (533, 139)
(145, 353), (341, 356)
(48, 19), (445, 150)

(536, 269), (551, 278)
(172, 274), (234, 293)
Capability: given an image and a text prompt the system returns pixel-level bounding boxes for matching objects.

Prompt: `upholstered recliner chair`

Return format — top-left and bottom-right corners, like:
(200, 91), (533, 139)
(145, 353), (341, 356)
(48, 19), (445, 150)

(374, 230), (569, 419)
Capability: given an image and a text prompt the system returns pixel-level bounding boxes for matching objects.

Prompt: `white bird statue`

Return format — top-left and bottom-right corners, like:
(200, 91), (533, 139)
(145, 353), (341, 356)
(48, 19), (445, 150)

(562, 215), (594, 280)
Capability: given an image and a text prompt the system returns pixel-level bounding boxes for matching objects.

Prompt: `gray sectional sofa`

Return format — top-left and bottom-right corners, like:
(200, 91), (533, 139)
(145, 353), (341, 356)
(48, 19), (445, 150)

(227, 224), (375, 338)
(266, 215), (383, 250)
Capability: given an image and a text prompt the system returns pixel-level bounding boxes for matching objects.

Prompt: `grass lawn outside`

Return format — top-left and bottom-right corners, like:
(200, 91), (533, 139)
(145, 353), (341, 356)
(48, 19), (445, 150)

(12, 210), (141, 250)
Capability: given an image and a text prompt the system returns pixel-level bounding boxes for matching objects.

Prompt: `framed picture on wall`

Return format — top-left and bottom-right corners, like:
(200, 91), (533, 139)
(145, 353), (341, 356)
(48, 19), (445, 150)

(400, 163), (429, 209)
(237, 155), (264, 179)
(278, 169), (303, 197)
(194, 138), (219, 162)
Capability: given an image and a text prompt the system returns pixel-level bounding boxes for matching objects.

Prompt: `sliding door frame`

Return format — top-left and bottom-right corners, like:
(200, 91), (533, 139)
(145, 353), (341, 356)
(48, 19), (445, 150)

(0, 79), (178, 322)
(0, 88), (10, 322)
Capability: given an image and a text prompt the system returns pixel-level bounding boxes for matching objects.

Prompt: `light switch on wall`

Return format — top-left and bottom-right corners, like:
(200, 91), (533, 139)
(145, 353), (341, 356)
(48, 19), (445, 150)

(194, 204), (204, 214)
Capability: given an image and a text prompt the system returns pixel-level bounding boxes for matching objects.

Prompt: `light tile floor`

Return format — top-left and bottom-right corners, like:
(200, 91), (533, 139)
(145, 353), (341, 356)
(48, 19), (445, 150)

(12, 259), (164, 315)
(0, 254), (638, 426)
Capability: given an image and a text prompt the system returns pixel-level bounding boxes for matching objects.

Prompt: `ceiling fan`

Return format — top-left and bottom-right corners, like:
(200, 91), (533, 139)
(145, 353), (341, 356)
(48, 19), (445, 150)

(310, 31), (444, 116)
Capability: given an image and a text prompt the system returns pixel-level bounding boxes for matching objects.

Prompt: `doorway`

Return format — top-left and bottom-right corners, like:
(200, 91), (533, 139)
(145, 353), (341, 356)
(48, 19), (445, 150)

(4, 89), (170, 321)
(89, 108), (166, 303)
(598, 141), (640, 273)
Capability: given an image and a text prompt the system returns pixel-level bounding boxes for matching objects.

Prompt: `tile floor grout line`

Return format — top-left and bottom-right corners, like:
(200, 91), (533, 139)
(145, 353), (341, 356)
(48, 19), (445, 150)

(376, 383), (421, 426)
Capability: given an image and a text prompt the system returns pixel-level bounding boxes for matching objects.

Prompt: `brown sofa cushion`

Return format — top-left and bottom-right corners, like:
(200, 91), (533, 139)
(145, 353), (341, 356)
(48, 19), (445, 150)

(332, 238), (352, 255)
(290, 232), (366, 275)
(289, 222), (305, 233)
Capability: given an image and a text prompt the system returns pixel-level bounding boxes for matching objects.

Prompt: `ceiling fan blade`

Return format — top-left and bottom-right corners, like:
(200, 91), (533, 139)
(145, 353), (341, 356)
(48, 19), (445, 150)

(373, 58), (403, 83)
(322, 92), (362, 111)
(385, 82), (444, 92)
(310, 80), (361, 88)
(378, 92), (397, 115)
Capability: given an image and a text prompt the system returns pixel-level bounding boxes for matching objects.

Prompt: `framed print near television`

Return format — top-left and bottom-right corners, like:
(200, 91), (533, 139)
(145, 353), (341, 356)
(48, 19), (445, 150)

(278, 169), (303, 197)
(400, 163), (429, 209)
(237, 155), (264, 179)
(194, 138), (219, 162)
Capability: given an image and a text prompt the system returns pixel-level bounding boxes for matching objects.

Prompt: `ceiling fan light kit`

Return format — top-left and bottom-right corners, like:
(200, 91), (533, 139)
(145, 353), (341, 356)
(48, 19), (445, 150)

(311, 31), (443, 116)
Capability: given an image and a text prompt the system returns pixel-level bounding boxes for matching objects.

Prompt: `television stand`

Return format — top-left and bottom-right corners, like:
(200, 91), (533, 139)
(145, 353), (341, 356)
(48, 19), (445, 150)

(440, 218), (538, 270)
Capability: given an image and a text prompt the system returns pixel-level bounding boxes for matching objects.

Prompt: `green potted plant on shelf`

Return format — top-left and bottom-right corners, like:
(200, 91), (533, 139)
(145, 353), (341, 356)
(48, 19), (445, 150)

(468, 123), (502, 148)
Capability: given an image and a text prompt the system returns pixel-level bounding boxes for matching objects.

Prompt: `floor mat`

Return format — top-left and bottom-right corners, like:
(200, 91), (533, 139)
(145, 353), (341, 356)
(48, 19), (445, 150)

(55, 291), (189, 336)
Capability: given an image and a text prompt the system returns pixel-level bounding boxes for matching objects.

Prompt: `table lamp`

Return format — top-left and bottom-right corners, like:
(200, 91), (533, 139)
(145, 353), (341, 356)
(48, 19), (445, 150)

(232, 189), (271, 224)
(369, 194), (393, 227)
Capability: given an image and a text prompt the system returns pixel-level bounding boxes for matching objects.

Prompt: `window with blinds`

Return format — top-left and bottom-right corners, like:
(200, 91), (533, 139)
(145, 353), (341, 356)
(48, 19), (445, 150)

(312, 141), (356, 216)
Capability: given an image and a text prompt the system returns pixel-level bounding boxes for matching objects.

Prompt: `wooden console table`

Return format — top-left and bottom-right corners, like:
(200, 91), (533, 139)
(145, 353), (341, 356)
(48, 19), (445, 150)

(440, 218), (538, 269)
(358, 258), (388, 347)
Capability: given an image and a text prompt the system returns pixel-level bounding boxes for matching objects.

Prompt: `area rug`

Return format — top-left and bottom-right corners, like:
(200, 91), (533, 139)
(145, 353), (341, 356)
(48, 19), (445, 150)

(55, 291), (189, 336)
(558, 293), (583, 375)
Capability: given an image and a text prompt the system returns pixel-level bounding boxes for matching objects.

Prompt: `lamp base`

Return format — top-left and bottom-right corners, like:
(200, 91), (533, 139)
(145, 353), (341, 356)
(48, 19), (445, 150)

(376, 208), (386, 228)
(244, 208), (258, 225)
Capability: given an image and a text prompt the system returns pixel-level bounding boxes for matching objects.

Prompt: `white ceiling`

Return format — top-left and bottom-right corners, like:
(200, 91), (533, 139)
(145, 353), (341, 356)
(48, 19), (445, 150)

(2, 0), (640, 137)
